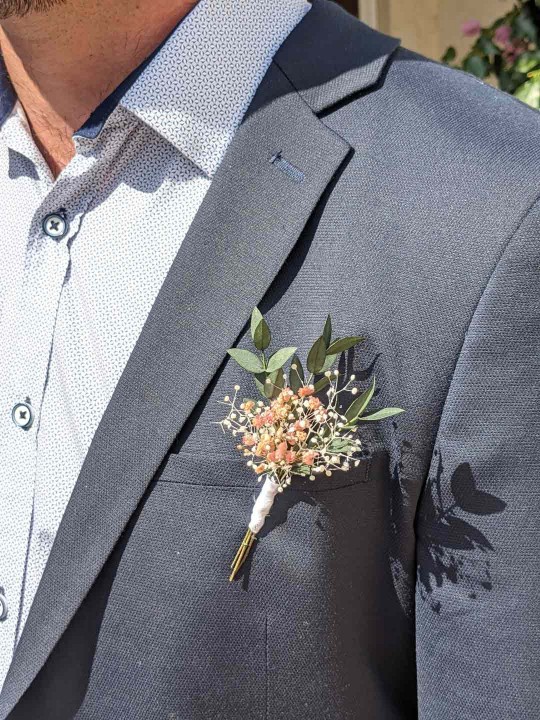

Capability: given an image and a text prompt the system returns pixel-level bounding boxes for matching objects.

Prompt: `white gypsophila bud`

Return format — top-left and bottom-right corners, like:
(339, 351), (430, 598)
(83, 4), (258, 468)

(354, 460), (360, 467)
(234, 385), (240, 391)
(325, 371), (332, 378)
(350, 374), (356, 381)
(224, 396), (230, 402)
(325, 470), (332, 477)
(351, 388), (358, 395)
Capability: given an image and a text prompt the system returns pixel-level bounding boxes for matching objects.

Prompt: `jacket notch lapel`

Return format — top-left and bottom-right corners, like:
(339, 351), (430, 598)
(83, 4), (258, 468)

(0, 61), (351, 717)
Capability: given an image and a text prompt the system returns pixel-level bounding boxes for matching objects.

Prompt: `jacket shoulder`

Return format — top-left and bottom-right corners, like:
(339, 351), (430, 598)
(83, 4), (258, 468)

(392, 46), (540, 141)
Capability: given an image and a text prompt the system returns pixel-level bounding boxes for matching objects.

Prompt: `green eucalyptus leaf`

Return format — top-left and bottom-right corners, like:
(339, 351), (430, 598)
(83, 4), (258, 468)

(254, 373), (268, 399)
(477, 35), (498, 57)
(227, 348), (264, 373)
(326, 336), (364, 355)
(314, 375), (330, 393)
(514, 77), (540, 108)
(289, 355), (305, 393)
(358, 407), (405, 422)
(514, 51), (540, 74)
(322, 315), (332, 347)
(307, 336), (327, 374)
(344, 376), (376, 423)
(253, 318), (271, 351)
(320, 353), (337, 373)
(268, 368), (285, 399)
(464, 54), (488, 79)
(441, 46), (456, 64)
(327, 438), (355, 452)
(266, 346), (297, 373)
(515, 11), (537, 42)
(250, 307), (264, 340)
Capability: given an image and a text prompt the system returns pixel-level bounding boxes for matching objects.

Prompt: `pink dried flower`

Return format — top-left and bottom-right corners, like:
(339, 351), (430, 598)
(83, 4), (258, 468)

(275, 441), (288, 462)
(462, 19), (482, 37)
(285, 450), (297, 464)
(503, 40), (526, 63)
(493, 24), (512, 45)
(302, 450), (318, 466)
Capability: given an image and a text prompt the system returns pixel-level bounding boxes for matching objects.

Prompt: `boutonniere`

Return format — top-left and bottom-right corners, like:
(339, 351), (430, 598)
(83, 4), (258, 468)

(220, 309), (404, 581)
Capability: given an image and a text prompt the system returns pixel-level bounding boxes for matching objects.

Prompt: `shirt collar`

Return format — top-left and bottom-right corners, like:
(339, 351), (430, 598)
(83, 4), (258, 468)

(0, 0), (310, 179)
(119, 0), (311, 177)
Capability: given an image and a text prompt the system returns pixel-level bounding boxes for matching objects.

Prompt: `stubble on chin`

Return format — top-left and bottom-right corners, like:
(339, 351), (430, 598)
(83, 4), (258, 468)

(0, 0), (65, 20)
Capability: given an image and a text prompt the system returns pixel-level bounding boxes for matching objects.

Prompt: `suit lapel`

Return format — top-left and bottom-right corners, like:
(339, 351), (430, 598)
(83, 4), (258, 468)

(0, 2), (400, 714)
(0, 62), (350, 717)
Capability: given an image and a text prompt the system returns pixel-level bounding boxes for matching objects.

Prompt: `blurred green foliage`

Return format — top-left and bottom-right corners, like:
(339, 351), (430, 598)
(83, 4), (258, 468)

(442, 0), (540, 108)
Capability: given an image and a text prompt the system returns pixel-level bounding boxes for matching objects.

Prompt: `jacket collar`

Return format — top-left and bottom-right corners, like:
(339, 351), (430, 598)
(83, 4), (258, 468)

(273, 0), (400, 115)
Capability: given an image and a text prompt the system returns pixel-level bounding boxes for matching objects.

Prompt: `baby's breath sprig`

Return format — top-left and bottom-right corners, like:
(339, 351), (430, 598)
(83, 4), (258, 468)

(222, 309), (404, 581)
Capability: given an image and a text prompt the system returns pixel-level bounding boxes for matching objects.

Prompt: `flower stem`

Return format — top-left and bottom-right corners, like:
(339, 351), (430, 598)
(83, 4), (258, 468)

(229, 528), (257, 581)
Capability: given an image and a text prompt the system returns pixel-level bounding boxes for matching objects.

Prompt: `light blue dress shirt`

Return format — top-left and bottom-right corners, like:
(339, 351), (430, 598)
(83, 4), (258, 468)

(0, 0), (310, 688)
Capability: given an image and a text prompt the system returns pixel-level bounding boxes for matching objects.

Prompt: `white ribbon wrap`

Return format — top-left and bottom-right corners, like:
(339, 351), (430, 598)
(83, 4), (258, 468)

(248, 476), (280, 535)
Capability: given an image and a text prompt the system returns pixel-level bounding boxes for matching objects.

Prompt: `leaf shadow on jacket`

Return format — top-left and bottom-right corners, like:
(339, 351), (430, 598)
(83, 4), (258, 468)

(416, 451), (507, 614)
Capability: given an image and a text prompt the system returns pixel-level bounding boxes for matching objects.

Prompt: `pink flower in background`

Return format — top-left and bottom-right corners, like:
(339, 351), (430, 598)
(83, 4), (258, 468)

(503, 40), (526, 63)
(461, 19), (482, 37)
(493, 24), (512, 45)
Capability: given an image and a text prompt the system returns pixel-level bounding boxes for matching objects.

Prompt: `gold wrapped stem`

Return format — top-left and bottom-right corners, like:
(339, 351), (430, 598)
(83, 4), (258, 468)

(229, 528), (257, 581)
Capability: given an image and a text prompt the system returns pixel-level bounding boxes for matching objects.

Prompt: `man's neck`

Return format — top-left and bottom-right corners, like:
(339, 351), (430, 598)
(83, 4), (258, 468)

(0, 0), (198, 177)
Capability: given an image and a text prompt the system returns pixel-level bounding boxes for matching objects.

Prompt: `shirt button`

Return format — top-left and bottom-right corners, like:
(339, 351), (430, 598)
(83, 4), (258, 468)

(42, 212), (68, 239)
(12, 402), (33, 429)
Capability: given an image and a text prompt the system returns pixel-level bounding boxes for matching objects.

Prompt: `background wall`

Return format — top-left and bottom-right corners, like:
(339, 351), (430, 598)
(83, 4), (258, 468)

(336, 0), (515, 61)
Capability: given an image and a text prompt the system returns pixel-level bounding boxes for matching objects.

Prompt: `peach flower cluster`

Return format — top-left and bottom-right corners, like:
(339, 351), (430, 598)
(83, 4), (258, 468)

(220, 372), (362, 491)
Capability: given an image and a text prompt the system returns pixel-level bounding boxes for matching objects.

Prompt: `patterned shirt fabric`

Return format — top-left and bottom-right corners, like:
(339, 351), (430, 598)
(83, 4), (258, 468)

(0, 0), (310, 688)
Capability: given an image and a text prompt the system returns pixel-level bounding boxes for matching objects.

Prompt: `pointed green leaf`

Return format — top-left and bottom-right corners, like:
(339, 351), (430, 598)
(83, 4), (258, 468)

(253, 318), (271, 351)
(326, 336), (364, 355)
(358, 407), (405, 422)
(320, 353), (337, 373)
(344, 376), (376, 423)
(322, 315), (332, 347)
(266, 346), (297, 373)
(227, 348), (264, 373)
(314, 375), (330, 393)
(463, 54), (488, 79)
(254, 372), (268, 399)
(269, 368), (285, 399)
(307, 336), (327, 374)
(289, 355), (305, 393)
(250, 307), (263, 340)
(327, 438), (357, 454)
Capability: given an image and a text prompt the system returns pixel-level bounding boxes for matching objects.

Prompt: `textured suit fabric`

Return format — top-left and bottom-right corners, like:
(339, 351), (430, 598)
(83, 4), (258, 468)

(1, 1), (539, 718)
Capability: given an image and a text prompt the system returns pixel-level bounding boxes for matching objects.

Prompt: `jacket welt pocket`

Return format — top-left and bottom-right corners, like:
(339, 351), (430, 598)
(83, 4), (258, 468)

(155, 451), (371, 491)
